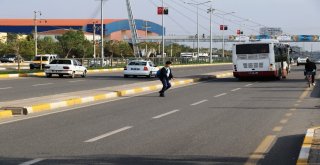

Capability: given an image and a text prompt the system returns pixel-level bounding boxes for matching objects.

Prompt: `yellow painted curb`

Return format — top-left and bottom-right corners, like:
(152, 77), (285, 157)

(296, 127), (318, 165)
(0, 110), (13, 119)
(1, 71), (233, 120)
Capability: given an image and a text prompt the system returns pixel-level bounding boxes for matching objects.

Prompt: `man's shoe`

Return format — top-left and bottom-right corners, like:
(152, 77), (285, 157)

(313, 83), (316, 86)
(159, 93), (165, 97)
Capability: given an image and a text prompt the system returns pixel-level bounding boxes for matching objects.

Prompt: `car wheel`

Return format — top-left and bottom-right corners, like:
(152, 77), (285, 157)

(59, 74), (63, 78)
(147, 72), (152, 78)
(70, 72), (75, 79)
(46, 73), (52, 78)
(81, 70), (87, 78)
(124, 75), (129, 78)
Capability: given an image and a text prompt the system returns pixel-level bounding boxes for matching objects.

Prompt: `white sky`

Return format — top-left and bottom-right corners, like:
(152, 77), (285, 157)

(0, 0), (319, 50)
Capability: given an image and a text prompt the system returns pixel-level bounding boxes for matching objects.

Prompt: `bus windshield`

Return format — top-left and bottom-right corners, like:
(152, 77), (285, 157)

(236, 44), (270, 54)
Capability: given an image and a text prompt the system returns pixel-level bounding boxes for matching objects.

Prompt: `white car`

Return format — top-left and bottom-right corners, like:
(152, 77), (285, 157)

(123, 60), (159, 78)
(297, 57), (308, 66)
(44, 59), (87, 78)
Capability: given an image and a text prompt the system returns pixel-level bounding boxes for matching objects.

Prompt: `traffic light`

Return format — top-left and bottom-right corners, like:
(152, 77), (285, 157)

(220, 25), (228, 31)
(158, 7), (168, 15)
(164, 7), (169, 15)
(237, 30), (243, 35)
(157, 7), (164, 15)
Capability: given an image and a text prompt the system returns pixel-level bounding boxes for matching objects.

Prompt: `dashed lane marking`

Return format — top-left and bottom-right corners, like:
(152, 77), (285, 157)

(152, 110), (180, 119)
(273, 126), (283, 132)
(245, 84), (253, 87)
(68, 80), (85, 83)
(245, 135), (276, 165)
(0, 87), (12, 90)
(285, 113), (293, 117)
(214, 93), (227, 98)
(294, 104), (299, 107)
(280, 119), (288, 124)
(19, 158), (45, 165)
(190, 100), (208, 106)
(84, 126), (133, 143)
(289, 108), (297, 111)
(231, 88), (241, 92)
(32, 83), (53, 87)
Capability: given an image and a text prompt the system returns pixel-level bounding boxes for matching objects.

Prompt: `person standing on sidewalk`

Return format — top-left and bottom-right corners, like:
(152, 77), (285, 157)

(158, 61), (174, 97)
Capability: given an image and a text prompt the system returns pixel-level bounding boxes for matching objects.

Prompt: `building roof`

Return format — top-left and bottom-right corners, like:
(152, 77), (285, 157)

(0, 19), (123, 26)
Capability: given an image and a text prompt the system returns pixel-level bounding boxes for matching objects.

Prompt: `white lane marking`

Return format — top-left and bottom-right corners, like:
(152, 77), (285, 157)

(280, 119), (288, 124)
(152, 109), (180, 119)
(0, 81), (203, 125)
(245, 84), (253, 87)
(231, 88), (241, 92)
(68, 80), (85, 83)
(19, 158), (45, 165)
(32, 83), (53, 87)
(0, 87), (12, 90)
(214, 93), (227, 98)
(190, 99), (208, 106)
(84, 126), (133, 143)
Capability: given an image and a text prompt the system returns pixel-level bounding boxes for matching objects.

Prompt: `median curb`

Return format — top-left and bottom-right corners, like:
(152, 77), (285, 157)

(0, 63), (231, 79)
(0, 71), (233, 119)
(0, 110), (13, 119)
(297, 126), (320, 165)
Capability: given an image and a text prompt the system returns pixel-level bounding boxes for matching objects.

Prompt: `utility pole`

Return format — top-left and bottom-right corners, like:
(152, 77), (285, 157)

(93, 22), (96, 58)
(207, 3), (214, 64)
(162, 0), (165, 64)
(143, 21), (151, 57)
(100, 0), (105, 66)
(185, 1), (211, 59)
(34, 11), (43, 70)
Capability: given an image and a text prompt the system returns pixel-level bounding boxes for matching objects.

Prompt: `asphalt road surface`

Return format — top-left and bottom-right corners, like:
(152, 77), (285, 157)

(0, 65), (231, 102)
(0, 66), (319, 165)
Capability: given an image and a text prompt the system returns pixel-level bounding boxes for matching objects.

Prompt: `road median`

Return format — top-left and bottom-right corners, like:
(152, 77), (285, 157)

(0, 71), (233, 119)
(0, 63), (231, 79)
(297, 126), (320, 164)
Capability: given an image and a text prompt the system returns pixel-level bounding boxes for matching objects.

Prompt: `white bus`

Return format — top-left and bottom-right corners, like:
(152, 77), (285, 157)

(232, 40), (291, 79)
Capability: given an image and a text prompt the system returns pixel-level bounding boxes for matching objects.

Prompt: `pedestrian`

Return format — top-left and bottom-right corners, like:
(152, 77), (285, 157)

(305, 58), (317, 85)
(158, 61), (174, 97)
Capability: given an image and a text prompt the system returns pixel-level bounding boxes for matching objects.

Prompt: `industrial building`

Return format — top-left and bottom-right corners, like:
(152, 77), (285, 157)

(0, 19), (164, 42)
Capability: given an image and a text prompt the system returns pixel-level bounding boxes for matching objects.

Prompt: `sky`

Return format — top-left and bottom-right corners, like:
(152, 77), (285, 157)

(0, 0), (319, 50)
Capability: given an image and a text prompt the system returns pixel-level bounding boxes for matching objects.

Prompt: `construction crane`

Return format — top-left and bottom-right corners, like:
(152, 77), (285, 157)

(125, 0), (141, 57)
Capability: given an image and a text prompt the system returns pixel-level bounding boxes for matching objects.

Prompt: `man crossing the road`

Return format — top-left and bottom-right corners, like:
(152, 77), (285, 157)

(158, 61), (174, 97)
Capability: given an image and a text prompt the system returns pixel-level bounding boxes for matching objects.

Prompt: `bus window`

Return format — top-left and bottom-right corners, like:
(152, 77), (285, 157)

(236, 44), (270, 54)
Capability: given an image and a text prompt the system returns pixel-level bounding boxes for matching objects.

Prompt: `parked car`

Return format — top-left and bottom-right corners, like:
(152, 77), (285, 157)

(0, 54), (24, 63)
(123, 60), (159, 78)
(30, 54), (58, 69)
(44, 59), (87, 78)
(297, 57), (308, 66)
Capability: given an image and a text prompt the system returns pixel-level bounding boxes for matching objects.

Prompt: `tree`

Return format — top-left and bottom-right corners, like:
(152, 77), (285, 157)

(38, 37), (58, 55)
(57, 30), (87, 58)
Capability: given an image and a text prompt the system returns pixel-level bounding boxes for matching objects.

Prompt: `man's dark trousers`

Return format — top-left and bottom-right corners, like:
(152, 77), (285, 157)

(159, 77), (171, 94)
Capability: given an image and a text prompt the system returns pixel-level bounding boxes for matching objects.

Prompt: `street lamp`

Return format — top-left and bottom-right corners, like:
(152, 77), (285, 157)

(207, 1), (214, 64)
(185, 1), (211, 58)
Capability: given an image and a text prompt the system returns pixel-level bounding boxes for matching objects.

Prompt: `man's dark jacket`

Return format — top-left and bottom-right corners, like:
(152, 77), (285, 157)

(158, 67), (173, 80)
(305, 61), (317, 72)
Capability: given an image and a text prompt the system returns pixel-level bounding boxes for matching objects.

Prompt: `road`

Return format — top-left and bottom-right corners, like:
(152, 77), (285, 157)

(0, 66), (319, 164)
(0, 65), (231, 102)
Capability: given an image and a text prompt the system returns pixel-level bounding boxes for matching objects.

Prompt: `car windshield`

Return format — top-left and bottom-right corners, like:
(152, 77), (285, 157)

(128, 61), (147, 66)
(34, 56), (49, 61)
(50, 60), (72, 64)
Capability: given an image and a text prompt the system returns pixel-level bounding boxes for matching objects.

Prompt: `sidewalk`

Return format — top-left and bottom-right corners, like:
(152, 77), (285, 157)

(0, 71), (233, 119)
(297, 127), (320, 164)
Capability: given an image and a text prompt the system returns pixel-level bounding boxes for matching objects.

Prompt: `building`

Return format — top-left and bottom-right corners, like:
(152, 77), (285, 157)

(0, 19), (164, 41)
(259, 27), (283, 36)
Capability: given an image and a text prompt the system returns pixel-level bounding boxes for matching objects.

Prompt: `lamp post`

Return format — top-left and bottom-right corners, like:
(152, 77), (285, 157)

(161, 0), (165, 64)
(207, 2), (214, 63)
(143, 20), (151, 57)
(185, 1), (211, 58)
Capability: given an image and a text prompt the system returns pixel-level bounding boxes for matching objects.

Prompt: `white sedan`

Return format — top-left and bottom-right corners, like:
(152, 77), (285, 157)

(123, 60), (159, 78)
(45, 59), (87, 78)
